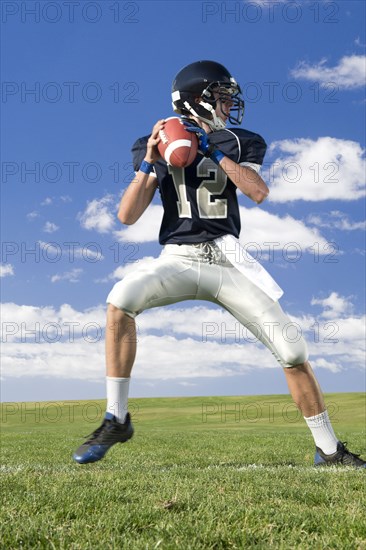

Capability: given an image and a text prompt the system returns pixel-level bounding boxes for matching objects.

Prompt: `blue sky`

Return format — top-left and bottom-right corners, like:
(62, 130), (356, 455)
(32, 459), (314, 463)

(1, 0), (365, 402)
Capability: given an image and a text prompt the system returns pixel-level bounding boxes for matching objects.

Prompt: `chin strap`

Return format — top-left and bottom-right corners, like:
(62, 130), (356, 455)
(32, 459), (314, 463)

(182, 100), (226, 131)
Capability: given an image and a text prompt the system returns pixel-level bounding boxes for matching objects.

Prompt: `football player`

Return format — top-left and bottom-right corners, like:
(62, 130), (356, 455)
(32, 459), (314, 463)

(73, 61), (365, 468)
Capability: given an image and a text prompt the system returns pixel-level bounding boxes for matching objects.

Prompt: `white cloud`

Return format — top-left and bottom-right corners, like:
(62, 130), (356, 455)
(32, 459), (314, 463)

(0, 302), (273, 381)
(43, 221), (59, 233)
(291, 55), (366, 89)
(311, 358), (342, 374)
(78, 195), (116, 234)
(72, 247), (104, 261)
(38, 241), (61, 257)
(298, 313), (366, 373)
(26, 211), (39, 221)
(105, 256), (157, 281)
(1, 295), (364, 381)
(1, 302), (105, 339)
(239, 206), (328, 253)
(307, 211), (366, 231)
(267, 137), (365, 202)
(135, 335), (275, 379)
(355, 37), (366, 49)
(138, 306), (229, 338)
(0, 264), (14, 278)
(51, 269), (83, 283)
(113, 204), (162, 243)
(352, 248), (366, 257)
(111, 203), (328, 255)
(41, 197), (53, 206)
(38, 241), (103, 262)
(311, 292), (354, 319)
(60, 195), (72, 203)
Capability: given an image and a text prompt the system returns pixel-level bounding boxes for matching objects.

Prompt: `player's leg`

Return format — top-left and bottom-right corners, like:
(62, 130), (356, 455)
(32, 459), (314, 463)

(73, 252), (198, 464)
(100, 305), (137, 440)
(283, 359), (365, 467)
(105, 305), (136, 379)
(72, 306), (137, 464)
(102, 252), (198, 421)
(216, 267), (365, 467)
(283, 360), (324, 417)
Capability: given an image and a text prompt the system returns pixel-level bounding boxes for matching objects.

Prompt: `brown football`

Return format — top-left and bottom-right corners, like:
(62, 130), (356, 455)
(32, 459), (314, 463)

(158, 117), (198, 168)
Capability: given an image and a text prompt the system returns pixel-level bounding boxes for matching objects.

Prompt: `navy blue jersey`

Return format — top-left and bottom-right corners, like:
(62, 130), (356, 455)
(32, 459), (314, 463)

(131, 127), (267, 245)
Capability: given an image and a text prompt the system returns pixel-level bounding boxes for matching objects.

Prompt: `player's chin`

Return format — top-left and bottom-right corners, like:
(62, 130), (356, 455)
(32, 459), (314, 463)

(216, 116), (227, 126)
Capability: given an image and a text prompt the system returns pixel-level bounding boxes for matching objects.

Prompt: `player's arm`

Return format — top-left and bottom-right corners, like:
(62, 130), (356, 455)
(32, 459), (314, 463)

(117, 172), (157, 225)
(185, 124), (269, 204)
(117, 120), (164, 225)
(218, 156), (269, 204)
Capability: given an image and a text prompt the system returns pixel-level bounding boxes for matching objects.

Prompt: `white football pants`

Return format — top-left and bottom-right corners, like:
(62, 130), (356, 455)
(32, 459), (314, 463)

(107, 242), (308, 368)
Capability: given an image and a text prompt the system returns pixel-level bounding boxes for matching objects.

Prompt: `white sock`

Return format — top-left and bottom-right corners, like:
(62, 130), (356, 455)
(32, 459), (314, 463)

(304, 410), (339, 455)
(106, 377), (130, 423)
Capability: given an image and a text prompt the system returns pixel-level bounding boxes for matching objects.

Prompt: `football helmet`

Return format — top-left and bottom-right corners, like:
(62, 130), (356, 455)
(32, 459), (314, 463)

(172, 60), (245, 131)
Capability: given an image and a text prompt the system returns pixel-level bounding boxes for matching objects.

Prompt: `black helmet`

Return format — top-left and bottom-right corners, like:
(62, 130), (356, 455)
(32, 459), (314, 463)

(172, 60), (244, 130)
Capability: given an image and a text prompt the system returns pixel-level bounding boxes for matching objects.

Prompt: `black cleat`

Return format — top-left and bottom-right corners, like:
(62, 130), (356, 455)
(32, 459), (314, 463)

(314, 441), (366, 468)
(73, 412), (133, 464)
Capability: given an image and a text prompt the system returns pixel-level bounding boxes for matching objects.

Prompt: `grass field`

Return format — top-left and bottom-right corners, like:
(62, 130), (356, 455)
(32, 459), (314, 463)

(1, 393), (365, 549)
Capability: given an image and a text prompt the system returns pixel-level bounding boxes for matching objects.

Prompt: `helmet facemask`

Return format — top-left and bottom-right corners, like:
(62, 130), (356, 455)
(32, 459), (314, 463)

(172, 61), (245, 131)
(173, 83), (244, 131)
(199, 82), (245, 130)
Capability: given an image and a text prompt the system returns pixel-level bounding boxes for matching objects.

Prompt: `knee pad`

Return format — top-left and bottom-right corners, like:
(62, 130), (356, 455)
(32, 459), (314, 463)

(106, 271), (154, 317)
(276, 336), (309, 368)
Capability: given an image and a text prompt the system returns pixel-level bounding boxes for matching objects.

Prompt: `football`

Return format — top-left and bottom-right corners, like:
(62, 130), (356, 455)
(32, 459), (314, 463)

(158, 117), (198, 168)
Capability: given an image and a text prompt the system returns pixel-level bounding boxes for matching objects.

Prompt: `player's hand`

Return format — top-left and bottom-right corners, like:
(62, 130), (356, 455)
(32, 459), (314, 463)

(183, 122), (212, 156)
(145, 119), (165, 163)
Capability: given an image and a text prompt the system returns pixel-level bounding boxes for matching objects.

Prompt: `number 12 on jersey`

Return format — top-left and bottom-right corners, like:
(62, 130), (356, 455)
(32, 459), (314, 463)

(168, 157), (228, 220)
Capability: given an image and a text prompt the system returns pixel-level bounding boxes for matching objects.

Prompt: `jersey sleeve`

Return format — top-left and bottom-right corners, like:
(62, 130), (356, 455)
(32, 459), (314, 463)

(241, 135), (266, 163)
(130, 136), (157, 180)
(210, 128), (267, 173)
(131, 137), (148, 172)
(233, 129), (267, 172)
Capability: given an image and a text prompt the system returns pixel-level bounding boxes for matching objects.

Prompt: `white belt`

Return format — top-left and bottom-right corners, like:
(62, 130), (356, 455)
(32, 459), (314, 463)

(214, 234), (284, 302)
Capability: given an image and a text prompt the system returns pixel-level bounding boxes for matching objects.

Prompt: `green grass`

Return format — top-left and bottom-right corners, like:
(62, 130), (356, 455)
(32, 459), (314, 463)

(1, 393), (365, 549)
